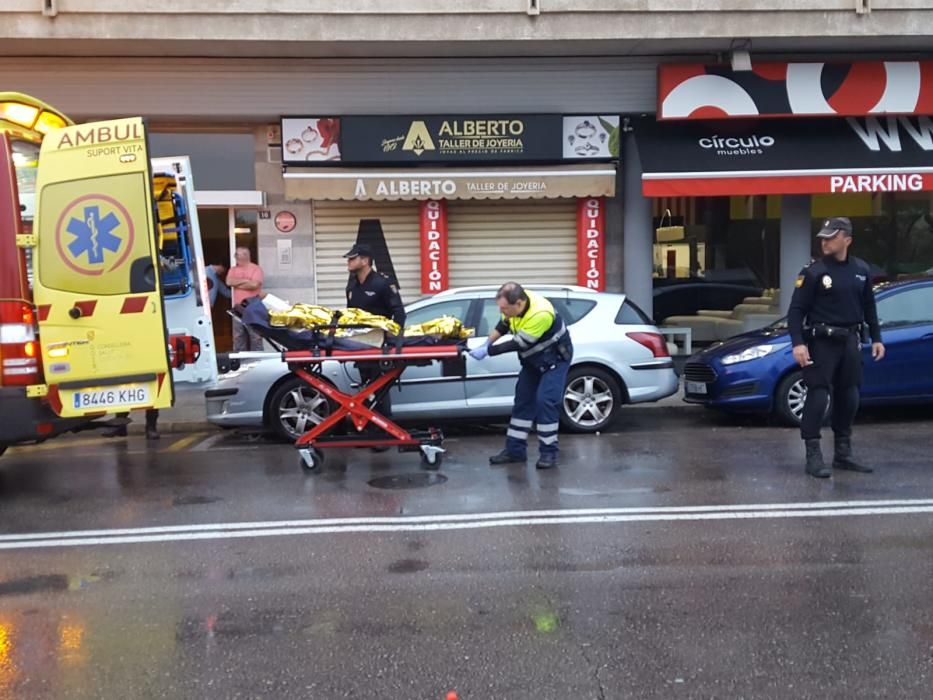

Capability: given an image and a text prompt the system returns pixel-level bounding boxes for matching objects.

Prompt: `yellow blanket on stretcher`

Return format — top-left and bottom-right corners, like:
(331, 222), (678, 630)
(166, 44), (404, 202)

(268, 304), (473, 340)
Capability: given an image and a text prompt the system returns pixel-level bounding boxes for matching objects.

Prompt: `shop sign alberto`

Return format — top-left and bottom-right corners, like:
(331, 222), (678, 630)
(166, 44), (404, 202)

(341, 115), (560, 162)
(281, 114), (621, 165)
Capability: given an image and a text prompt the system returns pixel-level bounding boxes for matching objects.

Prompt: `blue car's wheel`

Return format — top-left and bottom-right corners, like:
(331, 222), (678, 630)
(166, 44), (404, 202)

(774, 371), (831, 427)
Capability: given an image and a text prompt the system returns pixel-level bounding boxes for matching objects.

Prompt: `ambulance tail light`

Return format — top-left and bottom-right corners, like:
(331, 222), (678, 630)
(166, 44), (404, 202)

(0, 301), (41, 386)
(626, 332), (670, 359)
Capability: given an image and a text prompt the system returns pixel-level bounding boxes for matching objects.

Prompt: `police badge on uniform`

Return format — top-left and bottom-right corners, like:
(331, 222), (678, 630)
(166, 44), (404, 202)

(822, 275), (833, 289)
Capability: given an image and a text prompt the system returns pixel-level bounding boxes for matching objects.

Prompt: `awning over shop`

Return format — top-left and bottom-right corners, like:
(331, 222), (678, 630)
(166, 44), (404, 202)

(634, 116), (933, 197)
(283, 164), (616, 201)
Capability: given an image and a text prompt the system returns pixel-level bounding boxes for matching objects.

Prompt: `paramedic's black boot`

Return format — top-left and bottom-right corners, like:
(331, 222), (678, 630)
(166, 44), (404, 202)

(833, 436), (872, 473)
(535, 454), (558, 470)
(805, 439), (830, 478)
(145, 410), (161, 441)
(489, 450), (526, 465)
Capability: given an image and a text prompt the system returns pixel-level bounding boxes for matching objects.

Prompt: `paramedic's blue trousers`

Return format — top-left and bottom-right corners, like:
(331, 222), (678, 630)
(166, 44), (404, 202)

(504, 360), (571, 459)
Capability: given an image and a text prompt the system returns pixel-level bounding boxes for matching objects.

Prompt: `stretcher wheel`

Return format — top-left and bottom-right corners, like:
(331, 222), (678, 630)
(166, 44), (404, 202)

(299, 447), (324, 472)
(420, 449), (443, 471)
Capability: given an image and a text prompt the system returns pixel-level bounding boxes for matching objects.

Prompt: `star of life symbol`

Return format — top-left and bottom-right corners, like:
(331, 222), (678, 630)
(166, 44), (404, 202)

(67, 206), (122, 265)
(56, 194), (135, 276)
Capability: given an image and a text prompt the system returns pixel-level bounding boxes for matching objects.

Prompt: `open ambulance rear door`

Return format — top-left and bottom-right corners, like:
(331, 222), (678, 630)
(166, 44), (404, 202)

(151, 156), (218, 385)
(30, 117), (174, 418)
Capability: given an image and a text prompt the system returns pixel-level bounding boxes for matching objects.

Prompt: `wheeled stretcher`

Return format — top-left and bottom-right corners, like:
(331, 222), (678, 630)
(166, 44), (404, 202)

(225, 298), (466, 472)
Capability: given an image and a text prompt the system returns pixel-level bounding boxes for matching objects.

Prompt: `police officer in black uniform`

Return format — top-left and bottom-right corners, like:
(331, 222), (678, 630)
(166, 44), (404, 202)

(787, 217), (885, 478)
(345, 243), (406, 327)
(343, 244), (406, 443)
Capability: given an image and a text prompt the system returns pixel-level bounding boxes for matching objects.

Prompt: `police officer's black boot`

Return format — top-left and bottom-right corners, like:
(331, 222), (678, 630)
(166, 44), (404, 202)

(805, 439), (830, 478)
(145, 410), (161, 441)
(833, 436), (872, 473)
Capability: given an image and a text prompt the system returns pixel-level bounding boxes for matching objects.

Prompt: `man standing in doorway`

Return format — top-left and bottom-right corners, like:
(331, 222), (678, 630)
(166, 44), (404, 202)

(344, 243), (406, 435)
(227, 246), (264, 351)
(788, 217), (885, 478)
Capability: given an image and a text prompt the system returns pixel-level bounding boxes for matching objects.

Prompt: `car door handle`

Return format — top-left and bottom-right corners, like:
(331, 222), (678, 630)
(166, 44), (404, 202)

(922, 333), (933, 341)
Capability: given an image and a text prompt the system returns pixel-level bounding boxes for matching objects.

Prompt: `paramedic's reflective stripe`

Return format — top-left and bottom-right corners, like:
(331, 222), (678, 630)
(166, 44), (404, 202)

(519, 321), (567, 359)
(515, 330), (538, 350)
(537, 421), (560, 446)
(507, 416), (532, 441)
(120, 296), (148, 314)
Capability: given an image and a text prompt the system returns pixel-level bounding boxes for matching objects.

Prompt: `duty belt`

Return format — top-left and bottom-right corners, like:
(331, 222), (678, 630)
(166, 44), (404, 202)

(807, 322), (861, 339)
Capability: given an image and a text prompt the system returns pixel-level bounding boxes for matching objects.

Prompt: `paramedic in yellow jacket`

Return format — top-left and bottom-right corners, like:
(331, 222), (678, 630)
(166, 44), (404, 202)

(470, 282), (574, 470)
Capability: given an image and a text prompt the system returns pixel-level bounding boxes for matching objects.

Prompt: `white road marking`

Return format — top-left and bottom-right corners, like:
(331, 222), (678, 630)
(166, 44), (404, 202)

(1, 499), (933, 551)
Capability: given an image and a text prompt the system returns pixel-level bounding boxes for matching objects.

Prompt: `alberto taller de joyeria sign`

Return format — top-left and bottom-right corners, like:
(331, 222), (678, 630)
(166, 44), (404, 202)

(280, 114), (621, 165)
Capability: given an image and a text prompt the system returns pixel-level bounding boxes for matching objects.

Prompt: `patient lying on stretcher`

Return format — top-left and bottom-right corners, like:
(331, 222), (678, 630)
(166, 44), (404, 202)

(236, 295), (473, 351)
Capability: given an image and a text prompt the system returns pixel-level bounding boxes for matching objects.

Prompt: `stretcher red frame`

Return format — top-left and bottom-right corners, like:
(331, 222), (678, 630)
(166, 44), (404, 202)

(280, 344), (464, 471)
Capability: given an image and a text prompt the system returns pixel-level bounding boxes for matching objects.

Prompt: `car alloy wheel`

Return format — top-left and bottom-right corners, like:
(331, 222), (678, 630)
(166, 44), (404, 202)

(269, 377), (332, 442)
(775, 370), (831, 427)
(562, 367), (620, 433)
(786, 377), (808, 423)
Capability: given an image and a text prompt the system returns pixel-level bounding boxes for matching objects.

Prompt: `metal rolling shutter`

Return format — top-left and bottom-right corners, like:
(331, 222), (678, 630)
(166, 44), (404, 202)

(312, 201), (420, 307)
(448, 199), (578, 288)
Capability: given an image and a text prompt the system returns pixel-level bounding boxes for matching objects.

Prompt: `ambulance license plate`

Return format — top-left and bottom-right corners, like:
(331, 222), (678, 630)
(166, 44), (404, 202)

(685, 381), (707, 395)
(72, 385), (150, 410)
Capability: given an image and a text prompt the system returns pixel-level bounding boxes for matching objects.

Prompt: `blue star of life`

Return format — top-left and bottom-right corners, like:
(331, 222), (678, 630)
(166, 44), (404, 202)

(66, 205), (122, 265)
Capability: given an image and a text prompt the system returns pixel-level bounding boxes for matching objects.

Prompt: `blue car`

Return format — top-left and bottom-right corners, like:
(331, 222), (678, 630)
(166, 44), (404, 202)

(683, 277), (933, 425)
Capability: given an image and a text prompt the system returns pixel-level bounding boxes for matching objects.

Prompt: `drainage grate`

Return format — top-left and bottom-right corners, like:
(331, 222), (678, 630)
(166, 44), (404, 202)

(368, 473), (448, 490)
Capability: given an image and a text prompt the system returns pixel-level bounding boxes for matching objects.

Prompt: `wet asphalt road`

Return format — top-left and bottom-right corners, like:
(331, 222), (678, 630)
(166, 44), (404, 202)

(1, 407), (933, 699)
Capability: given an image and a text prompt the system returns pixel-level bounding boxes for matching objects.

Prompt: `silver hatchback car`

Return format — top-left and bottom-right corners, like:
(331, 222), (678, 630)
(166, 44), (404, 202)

(205, 285), (678, 440)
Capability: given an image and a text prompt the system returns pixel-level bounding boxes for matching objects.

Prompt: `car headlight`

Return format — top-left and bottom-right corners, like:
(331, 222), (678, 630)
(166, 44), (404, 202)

(721, 343), (789, 366)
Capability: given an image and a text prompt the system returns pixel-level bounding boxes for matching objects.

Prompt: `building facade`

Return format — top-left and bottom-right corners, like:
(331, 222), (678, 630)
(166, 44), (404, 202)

(3, 1), (932, 336)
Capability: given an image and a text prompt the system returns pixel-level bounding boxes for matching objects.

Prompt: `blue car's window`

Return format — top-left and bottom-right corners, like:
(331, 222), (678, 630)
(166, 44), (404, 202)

(877, 286), (933, 328)
(405, 299), (472, 328)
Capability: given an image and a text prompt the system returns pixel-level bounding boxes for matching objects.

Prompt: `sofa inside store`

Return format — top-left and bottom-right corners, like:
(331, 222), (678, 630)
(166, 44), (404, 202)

(651, 192), (933, 325)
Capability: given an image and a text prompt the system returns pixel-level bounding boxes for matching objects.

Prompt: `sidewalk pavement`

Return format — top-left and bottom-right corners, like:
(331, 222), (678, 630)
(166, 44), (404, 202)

(133, 371), (698, 435)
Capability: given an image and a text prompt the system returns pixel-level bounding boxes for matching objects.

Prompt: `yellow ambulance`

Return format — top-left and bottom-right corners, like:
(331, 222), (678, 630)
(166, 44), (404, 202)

(25, 117), (175, 421)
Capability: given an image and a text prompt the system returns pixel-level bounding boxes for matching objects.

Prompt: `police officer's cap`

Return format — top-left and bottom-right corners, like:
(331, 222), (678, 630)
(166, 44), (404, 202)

(816, 217), (853, 239)
(343, 243), (374, 259)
